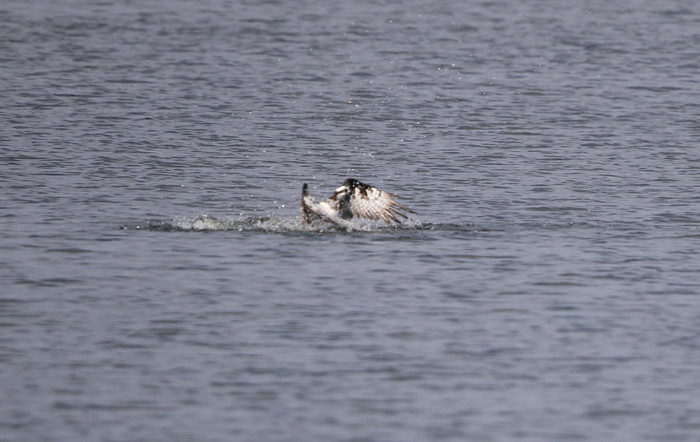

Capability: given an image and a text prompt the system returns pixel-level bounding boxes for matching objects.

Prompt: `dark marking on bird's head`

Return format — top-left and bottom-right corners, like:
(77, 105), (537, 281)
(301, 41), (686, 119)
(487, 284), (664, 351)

(344, 178), (371, 197)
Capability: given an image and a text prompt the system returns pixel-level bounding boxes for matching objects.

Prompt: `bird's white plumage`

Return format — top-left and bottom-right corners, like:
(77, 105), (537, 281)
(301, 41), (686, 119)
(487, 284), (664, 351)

(300, 178), (413, 225)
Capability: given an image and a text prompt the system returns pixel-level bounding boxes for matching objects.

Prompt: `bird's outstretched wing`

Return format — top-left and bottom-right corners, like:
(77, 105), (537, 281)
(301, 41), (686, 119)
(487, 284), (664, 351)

(325, 178), (414, 224)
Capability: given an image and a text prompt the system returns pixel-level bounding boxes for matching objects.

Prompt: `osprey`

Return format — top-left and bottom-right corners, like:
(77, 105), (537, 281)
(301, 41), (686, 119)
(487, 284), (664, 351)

(300, 178), (414, 226)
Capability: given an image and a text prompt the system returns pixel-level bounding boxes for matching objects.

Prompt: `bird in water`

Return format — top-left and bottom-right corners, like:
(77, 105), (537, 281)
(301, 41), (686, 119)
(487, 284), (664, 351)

(300, 178), (414, 226)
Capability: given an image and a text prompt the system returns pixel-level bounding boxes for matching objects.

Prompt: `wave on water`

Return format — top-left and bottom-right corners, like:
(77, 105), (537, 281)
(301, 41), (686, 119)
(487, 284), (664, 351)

(120, 214), (426, 234)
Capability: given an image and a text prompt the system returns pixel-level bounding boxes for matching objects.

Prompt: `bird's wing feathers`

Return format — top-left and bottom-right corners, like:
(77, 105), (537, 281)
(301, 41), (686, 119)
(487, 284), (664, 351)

(325, 180), (413, 224)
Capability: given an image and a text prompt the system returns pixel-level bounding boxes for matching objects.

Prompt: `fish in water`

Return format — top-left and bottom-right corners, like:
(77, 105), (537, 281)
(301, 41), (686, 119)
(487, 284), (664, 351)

(300, 178), (414, 225)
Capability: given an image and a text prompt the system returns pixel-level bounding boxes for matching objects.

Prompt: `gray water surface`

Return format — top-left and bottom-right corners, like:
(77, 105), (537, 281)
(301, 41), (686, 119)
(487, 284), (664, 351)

(3, 0), (700, 441)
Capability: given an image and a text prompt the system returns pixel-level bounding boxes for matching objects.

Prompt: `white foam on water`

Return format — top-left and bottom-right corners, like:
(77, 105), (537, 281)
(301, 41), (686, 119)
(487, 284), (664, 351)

(162, 214), (424, 234)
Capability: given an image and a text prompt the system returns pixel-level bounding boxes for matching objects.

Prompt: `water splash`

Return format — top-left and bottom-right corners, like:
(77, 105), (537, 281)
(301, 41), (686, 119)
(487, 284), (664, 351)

(121, 214), (424, 234)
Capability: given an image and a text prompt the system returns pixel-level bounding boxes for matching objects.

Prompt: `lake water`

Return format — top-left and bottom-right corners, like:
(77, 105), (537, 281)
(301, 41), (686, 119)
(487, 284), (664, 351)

(3, 0), (700, 440)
